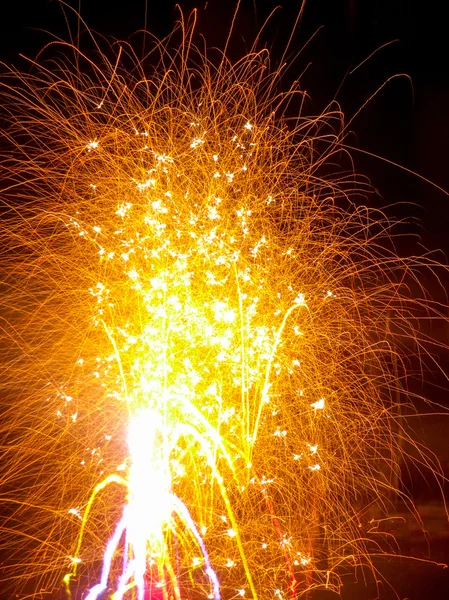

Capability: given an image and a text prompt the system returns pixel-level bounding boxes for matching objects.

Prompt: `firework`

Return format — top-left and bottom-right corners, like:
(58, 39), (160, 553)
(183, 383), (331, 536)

(0, 10), (447, 600)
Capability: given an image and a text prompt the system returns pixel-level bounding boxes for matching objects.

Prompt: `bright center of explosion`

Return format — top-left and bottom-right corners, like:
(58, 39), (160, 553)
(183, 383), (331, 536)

(128, 413), (171, 555)
(86, 411), (221, 600)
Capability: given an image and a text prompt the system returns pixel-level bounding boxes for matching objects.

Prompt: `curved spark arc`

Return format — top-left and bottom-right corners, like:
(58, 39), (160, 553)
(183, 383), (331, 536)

(84, 413), (221, 600)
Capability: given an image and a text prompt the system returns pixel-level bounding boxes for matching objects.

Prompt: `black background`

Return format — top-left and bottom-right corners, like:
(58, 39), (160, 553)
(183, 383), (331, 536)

(1, 3), (449, 598)
(0, 0), (448, 251)
(1, 0), (449, 496)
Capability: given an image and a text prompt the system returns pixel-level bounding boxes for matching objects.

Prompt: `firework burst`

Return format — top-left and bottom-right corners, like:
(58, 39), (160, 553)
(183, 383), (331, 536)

(1, 9), (448, 600)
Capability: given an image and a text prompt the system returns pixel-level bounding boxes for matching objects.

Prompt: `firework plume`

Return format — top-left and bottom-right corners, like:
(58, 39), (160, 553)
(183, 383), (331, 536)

(0, 10), (447, 600)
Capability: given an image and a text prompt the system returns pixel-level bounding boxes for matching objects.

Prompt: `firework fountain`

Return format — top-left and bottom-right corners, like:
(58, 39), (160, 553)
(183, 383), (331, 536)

(0, 9), (447, 600)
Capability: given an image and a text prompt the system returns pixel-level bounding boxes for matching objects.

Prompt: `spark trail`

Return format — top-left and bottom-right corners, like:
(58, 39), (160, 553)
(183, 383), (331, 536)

(0, 12), (448, 600)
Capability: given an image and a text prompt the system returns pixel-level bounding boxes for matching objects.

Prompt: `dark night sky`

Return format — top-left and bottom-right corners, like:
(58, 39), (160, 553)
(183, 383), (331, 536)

(1, 3), (449, 591)
(1, 0), (448, 255)
(2, 1), (447, 466)
(1, 0), (448, 254)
